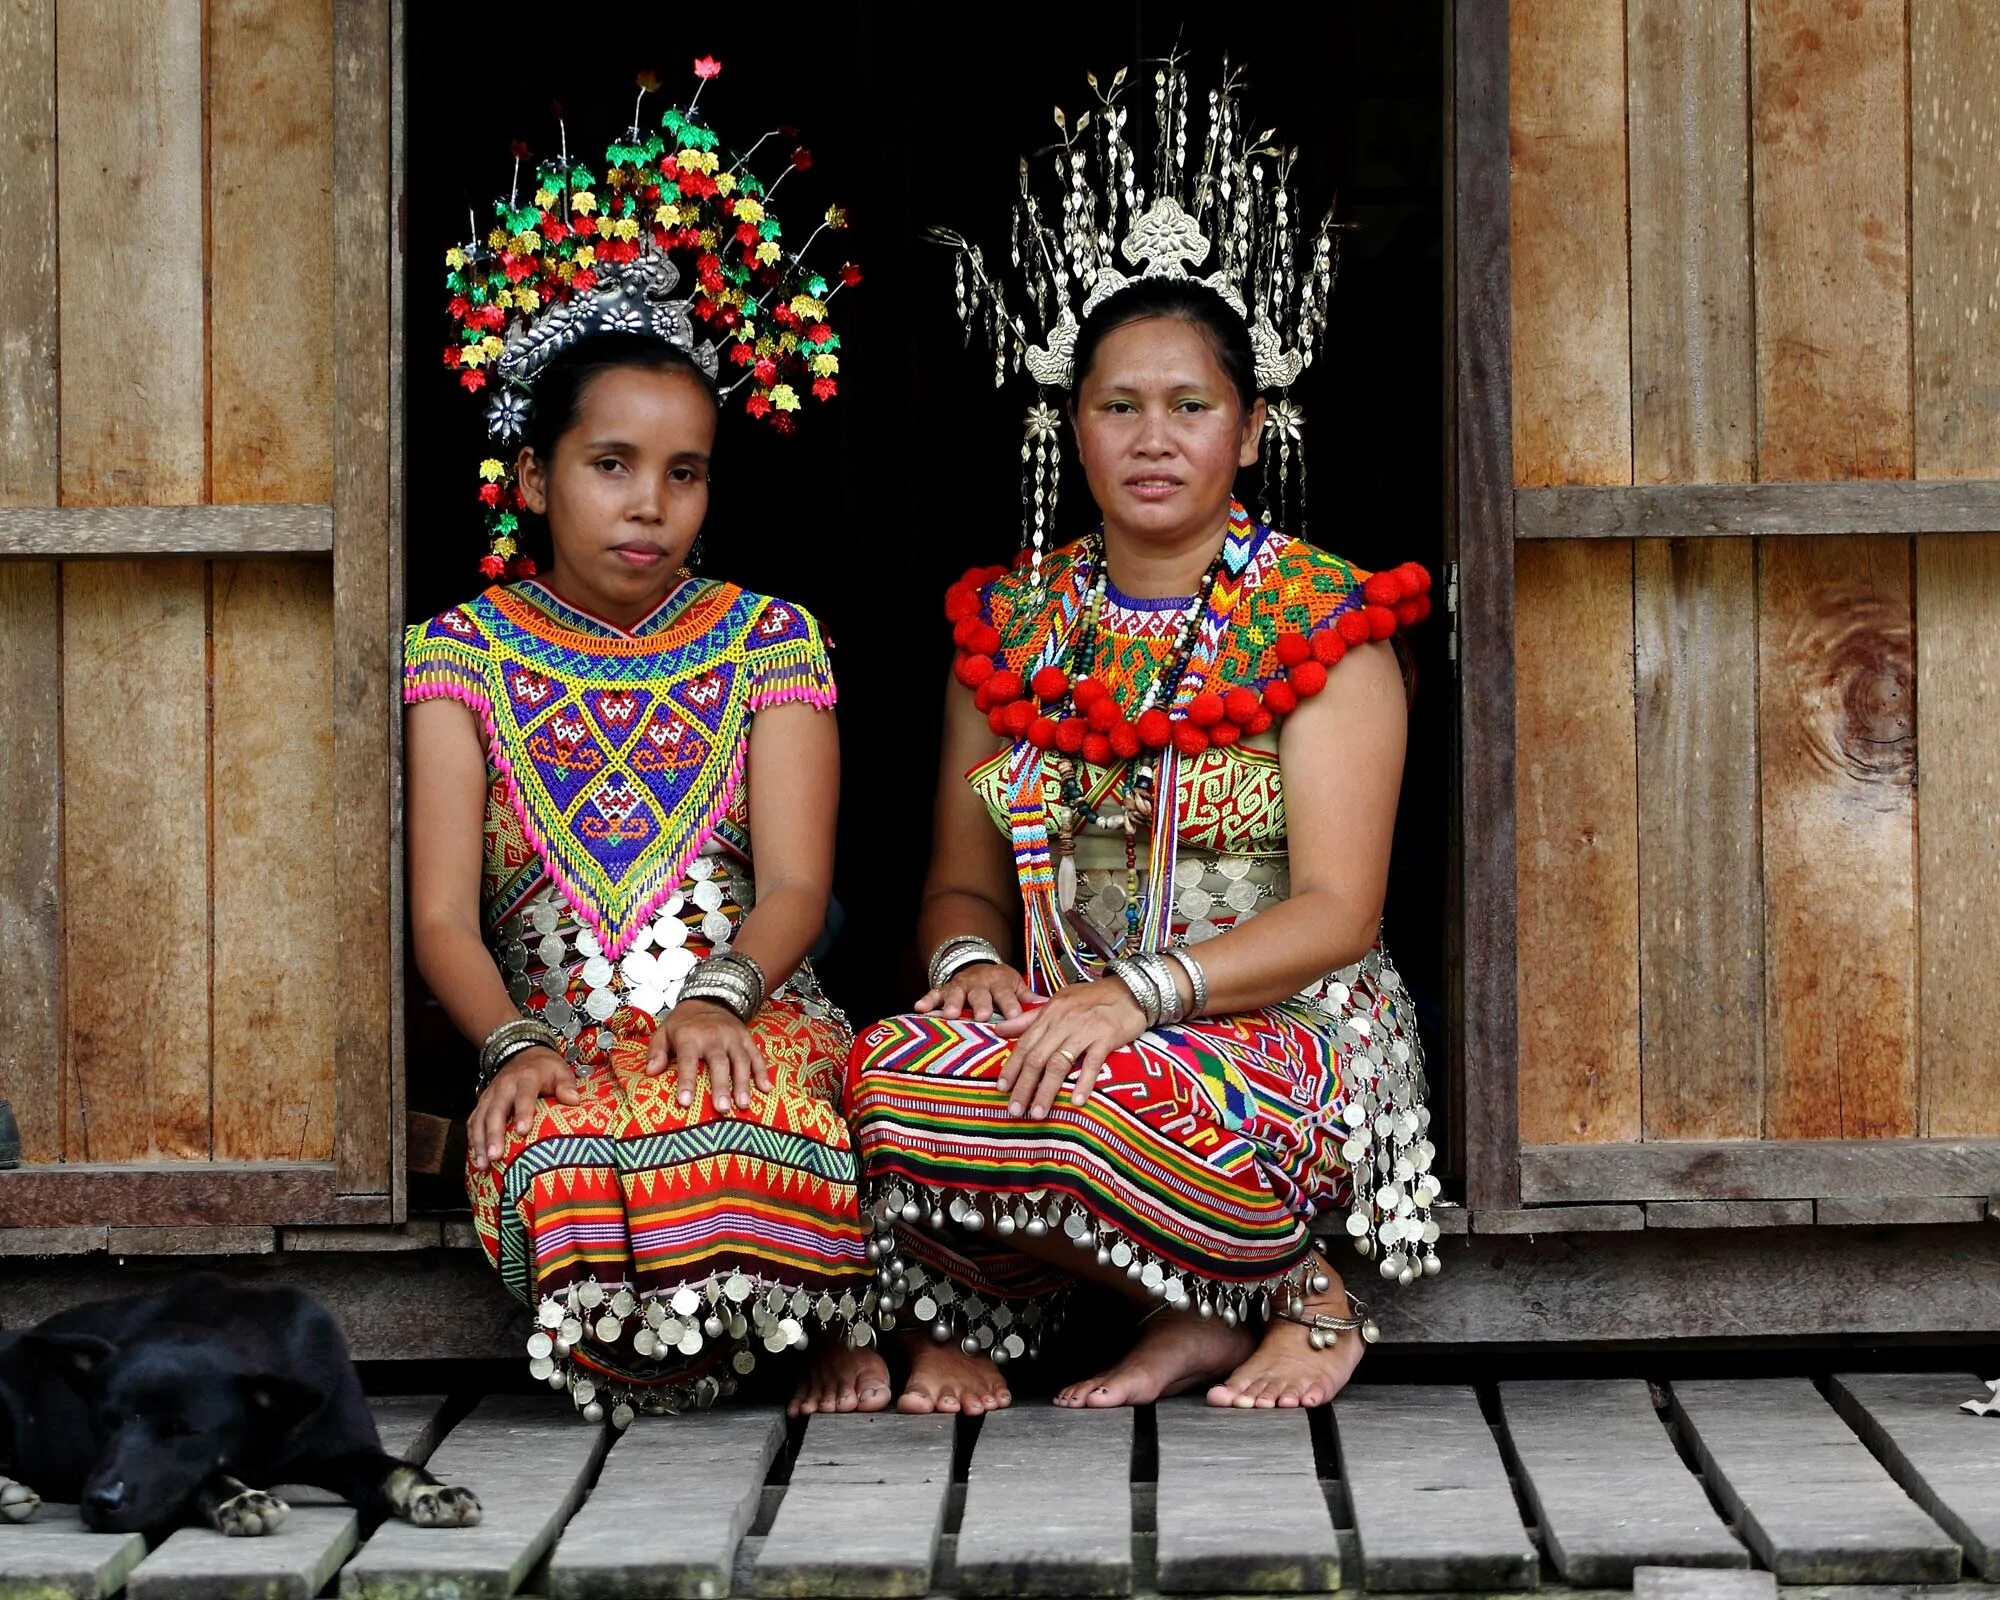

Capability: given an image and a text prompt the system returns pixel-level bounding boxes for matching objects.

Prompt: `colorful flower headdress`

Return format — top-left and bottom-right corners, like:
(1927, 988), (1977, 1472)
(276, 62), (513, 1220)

(930, 52), (1338, 583)
(444, 60), (859, 579)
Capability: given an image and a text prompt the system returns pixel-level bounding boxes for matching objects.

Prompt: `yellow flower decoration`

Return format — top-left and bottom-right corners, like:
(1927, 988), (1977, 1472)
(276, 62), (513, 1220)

(556, 260), (577, 284)
(492, 535), (518, 558)
(715, 173), (737, 195)
(732, 198), (766, 224)
(480, 334), (505, 358)
(445, 246), (468, 270)
(811, 353), (840, 377)
(574, 246), (595, 268)
(487, 228), (508, 250)
(777, 333), (800, 355)
(676, 149), (719, 175)
(769, 384), (801, 412)
(655, 203), (680, 227)
(824, 205), (848, 228)
(613, 217), (641, 242)
(513, 284), (540, 311)
(569, 190), (598, 216)
(754, 335), (777, 358)
(788, 294), (827, 320)
(460, 346), (487, 369)
(478, 459), (506, 481)
(756, 240), (781, 266)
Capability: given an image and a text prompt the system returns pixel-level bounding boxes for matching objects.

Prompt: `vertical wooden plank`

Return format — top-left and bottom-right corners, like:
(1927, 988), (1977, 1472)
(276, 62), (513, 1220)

(208, 0), (337, 1163)
(1751, 0), (1917, 1141)
(55, 0), (206, 505)
(209, 0), (334, 505)
(1511, 0), (1640, 1147)
(212, 563), (336, 1160)
(1453, 0), (1523, 1207)
(61, 562), (212, 1161)
(1757, 535), (1916, 1138)
(331, 0), (394, 1196)
(1751, 0), (1914, 479)
(1516, 541), (1642, 1144)
(0, 0), (63, 1164)
(1912, 0), (2000, 1137)
(386, 0), (410, 1217)
(1628, 0), (1765, 1142)
(954, 1409), (1132, 1597)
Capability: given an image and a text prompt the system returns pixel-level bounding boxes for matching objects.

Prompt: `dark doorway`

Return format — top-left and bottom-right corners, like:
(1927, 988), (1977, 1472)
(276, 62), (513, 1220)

(404, 4), (1449, 1170)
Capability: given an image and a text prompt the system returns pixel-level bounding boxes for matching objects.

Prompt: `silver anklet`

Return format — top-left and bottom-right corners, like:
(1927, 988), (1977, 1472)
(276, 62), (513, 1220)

(1271, 1282), (1381, 1347)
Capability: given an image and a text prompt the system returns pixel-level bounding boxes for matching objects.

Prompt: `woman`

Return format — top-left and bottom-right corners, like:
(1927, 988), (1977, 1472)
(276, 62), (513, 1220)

(406, 71), (885, 1423)
(848, 269), (1438, 1412)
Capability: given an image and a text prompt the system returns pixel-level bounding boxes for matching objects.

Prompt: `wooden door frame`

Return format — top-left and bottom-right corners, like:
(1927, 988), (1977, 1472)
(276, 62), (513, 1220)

(1448, 0), (1521, 1210)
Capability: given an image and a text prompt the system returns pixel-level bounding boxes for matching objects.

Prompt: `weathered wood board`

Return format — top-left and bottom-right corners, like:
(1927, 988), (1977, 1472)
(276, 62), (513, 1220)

(1500, 1379), (1744, 1585)
(1670, 1378), (1960, 1583)
(956, 1407), (1133, 1597)
(1153, 1401), (1340, 1593)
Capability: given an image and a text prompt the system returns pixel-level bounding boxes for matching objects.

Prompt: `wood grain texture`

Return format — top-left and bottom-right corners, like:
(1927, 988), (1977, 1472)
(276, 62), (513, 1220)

(1452, 0), (1521, 1208)
(1635, 539), (1764, 1139)
(956, 1409), (1132, 1598)
(1626, 0), (1764, 1144)
(1627, 0), (1757, 487)
(54, 0), (205, 505)
(1912, 2), (2000, 1138)
(1828, 1372), (2000, 1578)
(0, 566), (62, 1162)
(1915, 537), (2000, 1136)
(1814, 1194), (1985, 1225)
(209, 0), (334, 505)
(1521, 1137), (2000, 1202)
(1519, 479), (2000, 538)
(0, 503), (333, 556)
(1516, 540), (1641, 1144)
(1757, 536), (1916, 1138)
(1509, 0), (1633, 487)
(331, 0), (394, 1197)
(1154, 1404), (1339, 1593)
(213, 561), (335, 1160)
(0, 1162), (387, 1227)
(1643, 1199), (1814, 1228)
(1750, 0), (1913, 479)
(61, 561), (211, 1161)
(0, 0), (59, 507)
(1911, 0), (2000, 479)
(0, 0), (62, 1167)
(758, 1411), (955, 1598)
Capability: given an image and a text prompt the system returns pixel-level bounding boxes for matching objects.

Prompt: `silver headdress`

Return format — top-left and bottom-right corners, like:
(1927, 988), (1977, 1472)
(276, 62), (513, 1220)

(497, 253), (720, 386)
(930, 54), (1339, 578)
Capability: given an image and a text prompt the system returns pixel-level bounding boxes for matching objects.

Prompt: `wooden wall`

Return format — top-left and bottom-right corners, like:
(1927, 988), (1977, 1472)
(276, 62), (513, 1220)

(0, 0), (337, 1164)
(1511, 0), (2000, 1146)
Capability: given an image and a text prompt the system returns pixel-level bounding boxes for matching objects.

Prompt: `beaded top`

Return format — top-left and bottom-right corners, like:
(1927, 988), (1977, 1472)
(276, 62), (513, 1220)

(404, 576), (834, 959)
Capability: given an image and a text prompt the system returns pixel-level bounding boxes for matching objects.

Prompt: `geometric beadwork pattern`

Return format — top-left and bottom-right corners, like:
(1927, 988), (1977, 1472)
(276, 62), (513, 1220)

(405, 577), (835, 958)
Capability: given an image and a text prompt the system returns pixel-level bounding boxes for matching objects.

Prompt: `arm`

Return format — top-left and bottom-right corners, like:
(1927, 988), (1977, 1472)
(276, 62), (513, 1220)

(644, 699), (839, 1113)
(405, 698), (579, 1168)
(913, 669), (1035, 1020)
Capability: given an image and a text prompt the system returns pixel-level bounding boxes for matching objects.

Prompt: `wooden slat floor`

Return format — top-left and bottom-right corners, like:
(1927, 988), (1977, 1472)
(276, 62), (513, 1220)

(3, 1375), (1997, 1600)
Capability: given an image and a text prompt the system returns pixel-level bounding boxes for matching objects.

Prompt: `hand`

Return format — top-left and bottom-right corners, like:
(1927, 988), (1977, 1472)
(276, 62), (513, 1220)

(468, 1047), (581, 1170)
(916, 960), (1035, 1024)
(645, 998), (771, 1115)
(986, 979), (1148, 1119)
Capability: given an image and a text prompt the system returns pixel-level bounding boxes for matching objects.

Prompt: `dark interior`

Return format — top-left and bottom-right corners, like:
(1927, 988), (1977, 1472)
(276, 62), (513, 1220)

(404, 3), (1449, 1176)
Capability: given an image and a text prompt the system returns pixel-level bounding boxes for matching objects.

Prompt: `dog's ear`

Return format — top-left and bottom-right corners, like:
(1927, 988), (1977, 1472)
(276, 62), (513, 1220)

(22, 1331), (118, 1390)
(239, 1373), (322, 1431)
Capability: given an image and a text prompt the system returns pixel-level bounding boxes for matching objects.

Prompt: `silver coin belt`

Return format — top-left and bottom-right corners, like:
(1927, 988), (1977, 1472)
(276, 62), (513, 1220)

(530, 1270), (889, 1428)
(489, 848), (852, 1065)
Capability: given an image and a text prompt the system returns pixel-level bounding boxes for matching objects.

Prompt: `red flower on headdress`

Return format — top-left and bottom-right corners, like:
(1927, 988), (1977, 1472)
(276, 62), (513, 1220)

(510, 139), (531, 160)
(442, 345), (462, 368)
(806, 323), (835, 345)
(812, 378), (838, 400)
(839, 263), (863, 287)
(745, 393), (772, 418)
(791, 148), (813, 171)
(480, 554), (507, 579)
(460, 370), (486, 391)
(693, 56), (722, 79)
(478, 482), (502, 507)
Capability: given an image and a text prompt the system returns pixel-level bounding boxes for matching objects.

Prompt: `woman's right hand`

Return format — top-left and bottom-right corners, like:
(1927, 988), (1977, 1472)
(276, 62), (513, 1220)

(916, 960), (1037, 1024)
(468, 1046), (583, 1171)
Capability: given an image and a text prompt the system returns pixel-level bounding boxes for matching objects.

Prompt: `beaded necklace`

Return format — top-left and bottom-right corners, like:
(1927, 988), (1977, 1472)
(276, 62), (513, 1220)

(1043, 530), (1227, 949)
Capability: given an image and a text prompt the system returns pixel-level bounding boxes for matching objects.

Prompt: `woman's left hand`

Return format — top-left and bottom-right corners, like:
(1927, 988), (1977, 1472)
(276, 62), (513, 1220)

(986, 980), (1148, 1119)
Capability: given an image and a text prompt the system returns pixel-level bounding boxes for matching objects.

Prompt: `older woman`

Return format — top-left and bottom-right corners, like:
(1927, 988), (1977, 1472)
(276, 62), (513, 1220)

(847, 258), (1438, 1413)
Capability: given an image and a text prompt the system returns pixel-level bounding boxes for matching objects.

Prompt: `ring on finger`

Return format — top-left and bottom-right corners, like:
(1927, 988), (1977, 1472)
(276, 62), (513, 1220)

(1051, 1046), (1076, 1064)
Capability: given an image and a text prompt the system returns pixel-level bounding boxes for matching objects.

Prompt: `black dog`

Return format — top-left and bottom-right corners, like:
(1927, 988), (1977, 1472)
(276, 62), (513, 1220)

(0, 1274), (480, 1536)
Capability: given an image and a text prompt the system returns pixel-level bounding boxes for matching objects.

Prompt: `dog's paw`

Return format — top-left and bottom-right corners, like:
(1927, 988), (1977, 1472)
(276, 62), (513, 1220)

(406, 1483), (482, 1528)
(0, 1478), (40, 1524)
(212, 1488), (289, 1537)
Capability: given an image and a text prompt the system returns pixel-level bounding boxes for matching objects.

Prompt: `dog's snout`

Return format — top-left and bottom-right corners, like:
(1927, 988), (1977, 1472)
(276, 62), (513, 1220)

(82, 1481), (128, 1520)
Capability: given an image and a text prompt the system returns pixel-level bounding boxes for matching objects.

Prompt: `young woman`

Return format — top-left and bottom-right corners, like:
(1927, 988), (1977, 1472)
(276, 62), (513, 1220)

(847, 276), (1437, 1413)
(407, 330), (886, 1421)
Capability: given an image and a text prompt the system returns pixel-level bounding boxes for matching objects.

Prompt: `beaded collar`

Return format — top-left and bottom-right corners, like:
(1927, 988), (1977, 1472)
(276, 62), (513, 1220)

(404, 577), (834, 958)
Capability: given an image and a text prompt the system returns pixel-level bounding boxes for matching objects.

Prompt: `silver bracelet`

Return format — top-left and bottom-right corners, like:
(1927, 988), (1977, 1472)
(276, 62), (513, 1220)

(1108, 958), (1164, 1029)
(1164, 947), (1208, 1017)
(928, 934), (1002, 990)
(1139, 951), (1187, 1026)
(477, 1016), (566, 1090)
(679, 955), (762, 1021)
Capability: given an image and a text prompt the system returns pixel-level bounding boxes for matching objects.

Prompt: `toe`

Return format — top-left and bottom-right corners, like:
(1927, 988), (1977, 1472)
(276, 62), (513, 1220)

(897, 1385), (938, 1415)
(835, 1381), (858, 1413)
(1206, 1380), (1241, 1407)
(858, 1380), (892, 1414)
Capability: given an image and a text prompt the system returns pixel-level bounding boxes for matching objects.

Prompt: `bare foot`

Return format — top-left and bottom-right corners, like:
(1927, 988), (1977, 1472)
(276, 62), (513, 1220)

(1053, 1312), (1256, 1408)
(788, 1339), (893, 1417)
(896, 1333), (1011, 1416)
(1207, 1257), (1367, 1409)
